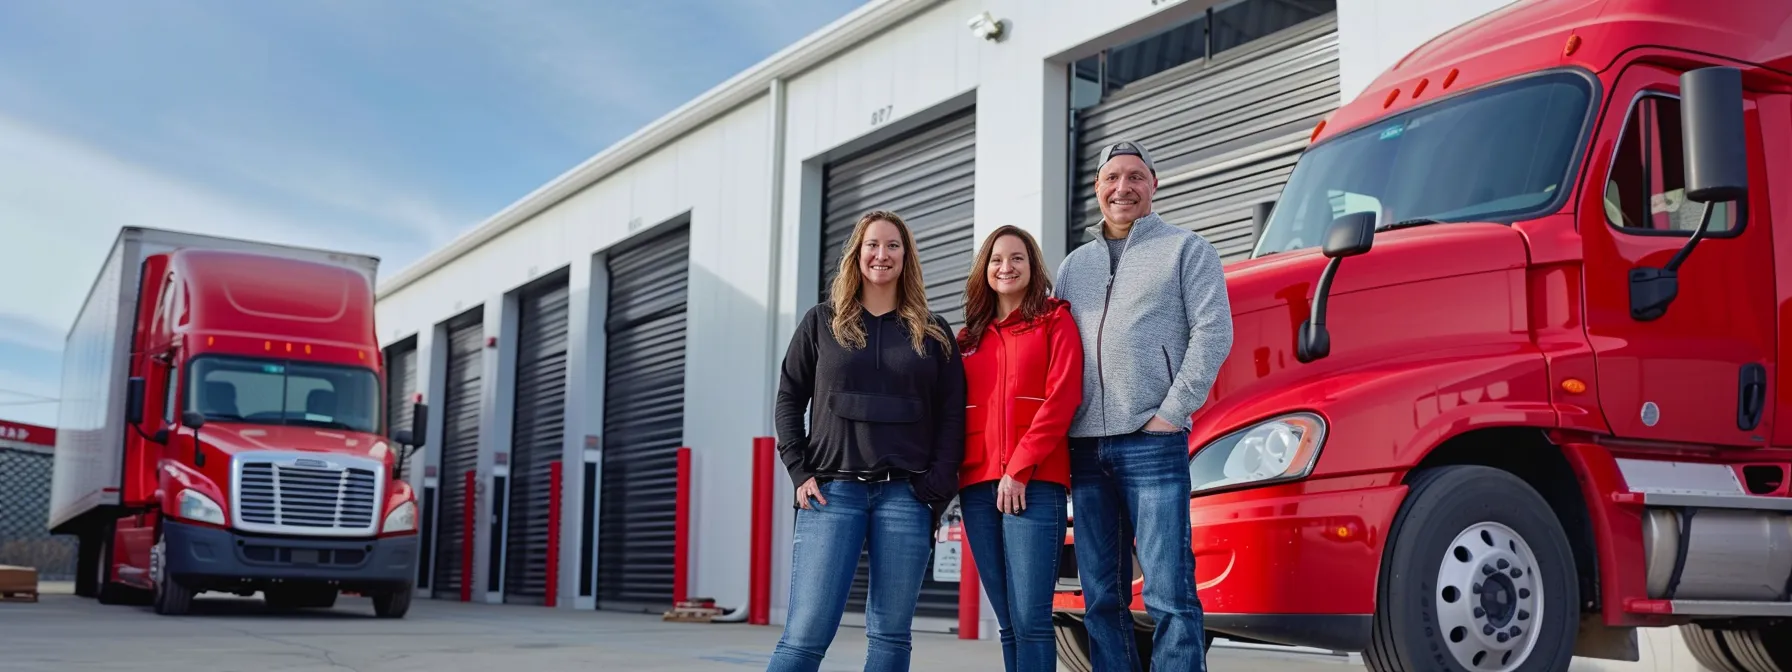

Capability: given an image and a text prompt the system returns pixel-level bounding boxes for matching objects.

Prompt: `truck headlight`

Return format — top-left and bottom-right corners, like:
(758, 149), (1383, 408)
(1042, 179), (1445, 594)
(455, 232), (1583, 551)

(178, 490), (226, 525)
(383, 501), (417, 533)
(1189, 412), (1326, 495)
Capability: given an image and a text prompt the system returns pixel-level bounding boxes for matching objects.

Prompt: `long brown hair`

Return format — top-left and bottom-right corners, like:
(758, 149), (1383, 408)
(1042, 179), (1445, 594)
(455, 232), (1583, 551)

(959, 225), (1052, 351)
(828, 210), (952, 356)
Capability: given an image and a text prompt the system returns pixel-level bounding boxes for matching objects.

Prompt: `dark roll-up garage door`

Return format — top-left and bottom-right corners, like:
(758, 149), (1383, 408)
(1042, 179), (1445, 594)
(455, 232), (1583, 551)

(505, 274), (570, 604)
(381, 340), (424, 586)
(820, 106), (976, 328)
(384, 341), (419, 440)
(432, 311), (485, 600)
(1070, 13), (1340, 261)
(598, 224), (689, 611)
(819, 107), (975, 622)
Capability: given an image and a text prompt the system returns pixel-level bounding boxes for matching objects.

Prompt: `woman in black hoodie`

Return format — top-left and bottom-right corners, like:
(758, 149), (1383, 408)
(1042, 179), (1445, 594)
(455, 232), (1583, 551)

(767, 210), (965, 672)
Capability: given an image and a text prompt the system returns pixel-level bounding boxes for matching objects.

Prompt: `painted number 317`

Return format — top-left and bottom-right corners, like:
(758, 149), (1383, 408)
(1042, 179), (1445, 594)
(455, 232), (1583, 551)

(870, 105), (893, 126)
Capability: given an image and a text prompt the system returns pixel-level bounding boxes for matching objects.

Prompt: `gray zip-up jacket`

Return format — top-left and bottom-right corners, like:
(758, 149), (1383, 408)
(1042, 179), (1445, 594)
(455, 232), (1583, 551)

(1054, 212), (1234, 438)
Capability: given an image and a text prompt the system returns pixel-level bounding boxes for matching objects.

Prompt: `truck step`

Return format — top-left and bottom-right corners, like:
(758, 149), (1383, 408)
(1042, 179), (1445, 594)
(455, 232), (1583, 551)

(1628, 598), (1792, 617)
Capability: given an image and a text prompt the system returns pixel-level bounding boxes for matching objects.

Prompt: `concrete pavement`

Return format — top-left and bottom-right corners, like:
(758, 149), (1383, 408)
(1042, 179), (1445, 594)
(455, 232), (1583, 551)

(0, 584), (1361, 671)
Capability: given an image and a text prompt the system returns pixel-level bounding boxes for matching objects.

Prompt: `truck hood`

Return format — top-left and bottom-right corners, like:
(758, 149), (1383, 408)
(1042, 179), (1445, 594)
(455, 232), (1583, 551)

(1188, 222), (1536, 441)
(193, 423), (395, 466)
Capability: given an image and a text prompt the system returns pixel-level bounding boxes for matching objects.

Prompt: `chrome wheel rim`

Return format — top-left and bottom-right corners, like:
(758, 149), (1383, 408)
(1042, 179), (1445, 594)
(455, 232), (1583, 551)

(1435, 521), (1543, 671)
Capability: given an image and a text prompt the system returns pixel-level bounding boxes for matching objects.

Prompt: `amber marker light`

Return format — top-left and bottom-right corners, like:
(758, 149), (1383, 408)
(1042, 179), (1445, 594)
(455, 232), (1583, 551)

(1564, 34), (1582, 57)
(1562, 378), (1587, 394)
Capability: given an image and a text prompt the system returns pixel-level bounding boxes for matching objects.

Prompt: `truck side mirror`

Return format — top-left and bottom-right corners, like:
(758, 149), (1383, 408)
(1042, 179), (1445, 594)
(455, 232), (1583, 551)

(1299, 212), (1377, 363)
(181, 410), (206, 430)
(125, 377), (146, 424)
(409, 402), (429, 447)
(1630, 65), (1748, 321)
(1682, 66), (1748, 203)
(1323, 211), (1376, 258)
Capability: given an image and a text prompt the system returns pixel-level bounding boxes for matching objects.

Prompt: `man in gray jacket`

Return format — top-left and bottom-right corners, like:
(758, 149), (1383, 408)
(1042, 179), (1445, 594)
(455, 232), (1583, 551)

(1054, 140), (1232, 671)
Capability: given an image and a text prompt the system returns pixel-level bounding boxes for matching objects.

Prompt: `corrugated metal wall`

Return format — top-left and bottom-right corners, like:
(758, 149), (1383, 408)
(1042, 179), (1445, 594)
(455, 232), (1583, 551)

(598, 224), (690, 611)
(819, 106), (977, 622)
(1071, 11), (1342, 260)
(0, 446), (77, 580)
(432, 312), (485, 599)
(505, 274), (570, 604)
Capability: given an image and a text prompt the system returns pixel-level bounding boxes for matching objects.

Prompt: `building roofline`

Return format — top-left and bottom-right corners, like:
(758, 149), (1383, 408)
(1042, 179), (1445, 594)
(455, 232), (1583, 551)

(376, 0), (940, 299)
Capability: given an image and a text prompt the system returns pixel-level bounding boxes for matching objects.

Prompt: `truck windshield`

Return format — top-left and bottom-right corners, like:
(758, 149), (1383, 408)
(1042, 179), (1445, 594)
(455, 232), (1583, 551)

(1252, 70), (1594, 256)
(185, 356), (380, 434)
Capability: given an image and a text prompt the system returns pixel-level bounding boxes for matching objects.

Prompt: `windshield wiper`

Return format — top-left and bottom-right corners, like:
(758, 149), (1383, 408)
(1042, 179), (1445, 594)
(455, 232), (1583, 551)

(1380, 218), (1445, 231)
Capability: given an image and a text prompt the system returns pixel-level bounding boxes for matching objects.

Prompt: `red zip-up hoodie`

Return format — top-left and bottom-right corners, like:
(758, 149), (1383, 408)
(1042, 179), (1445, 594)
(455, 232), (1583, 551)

(958, 297), (1084, 490)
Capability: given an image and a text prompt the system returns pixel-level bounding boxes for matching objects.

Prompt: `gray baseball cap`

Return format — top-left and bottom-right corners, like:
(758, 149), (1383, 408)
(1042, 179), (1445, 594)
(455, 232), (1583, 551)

(1097, 140), (1156, 175)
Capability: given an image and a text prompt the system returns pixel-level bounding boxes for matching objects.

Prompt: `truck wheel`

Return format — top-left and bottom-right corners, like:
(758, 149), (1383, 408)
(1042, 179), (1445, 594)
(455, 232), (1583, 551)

(1052, 611), (1212, 671)
(1680, 622), (1792, 671)
(94, 525), (124, 605)
(373, 588), (412, 618)
(150, 533), (194, 616)
(1054, 615), (1095, 672)
(1364, 465), (1578, 671)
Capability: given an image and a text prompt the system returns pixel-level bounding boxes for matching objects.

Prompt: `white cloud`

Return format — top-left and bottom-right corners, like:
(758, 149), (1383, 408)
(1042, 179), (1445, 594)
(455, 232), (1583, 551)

(0, 112), (401, 339)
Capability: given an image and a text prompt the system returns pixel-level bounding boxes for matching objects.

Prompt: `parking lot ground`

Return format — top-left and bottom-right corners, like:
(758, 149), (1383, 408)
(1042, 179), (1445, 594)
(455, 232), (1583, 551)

(0, 584), (1359, 671)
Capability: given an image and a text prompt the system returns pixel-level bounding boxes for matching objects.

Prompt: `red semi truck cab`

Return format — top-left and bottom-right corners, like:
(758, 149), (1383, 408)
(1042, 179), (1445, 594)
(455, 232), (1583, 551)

(49, 227), (426, 617)
(1053, 1), (1792, 670)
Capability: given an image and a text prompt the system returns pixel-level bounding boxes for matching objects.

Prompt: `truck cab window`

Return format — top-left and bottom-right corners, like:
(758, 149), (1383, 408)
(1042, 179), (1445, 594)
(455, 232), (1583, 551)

(1603, 93), (1736, 234)
(185, 356), (379, 433)
(162, 361), (179, 425)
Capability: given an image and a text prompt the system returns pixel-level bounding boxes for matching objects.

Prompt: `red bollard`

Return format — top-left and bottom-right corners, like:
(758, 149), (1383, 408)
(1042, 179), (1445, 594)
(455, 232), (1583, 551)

(750, 437), (774, 625)
(958, 521), (980, 639)
(674, 446), (692, 604)
(462, 469), (475, 603)
(546, 460), (562, 607)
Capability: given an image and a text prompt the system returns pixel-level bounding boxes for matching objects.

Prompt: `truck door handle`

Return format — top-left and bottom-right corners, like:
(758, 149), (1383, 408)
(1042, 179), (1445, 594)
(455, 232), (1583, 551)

(1737, 363), (1767, 431)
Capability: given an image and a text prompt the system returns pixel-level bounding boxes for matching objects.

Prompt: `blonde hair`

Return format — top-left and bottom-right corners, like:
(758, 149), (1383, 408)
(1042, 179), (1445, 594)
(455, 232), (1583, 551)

(828, 210), (952, 356)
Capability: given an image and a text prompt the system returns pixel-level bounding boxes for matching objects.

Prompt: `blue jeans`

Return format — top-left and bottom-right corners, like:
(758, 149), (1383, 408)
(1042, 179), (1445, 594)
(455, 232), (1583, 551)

(959, 479), (1069, 672)
(1069, 430), (1206, 672)
(768, 479), (935, 672)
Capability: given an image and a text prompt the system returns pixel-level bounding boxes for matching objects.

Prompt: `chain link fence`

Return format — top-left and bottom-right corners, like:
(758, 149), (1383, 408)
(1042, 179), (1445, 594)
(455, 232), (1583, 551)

(0, 446), (77, 580)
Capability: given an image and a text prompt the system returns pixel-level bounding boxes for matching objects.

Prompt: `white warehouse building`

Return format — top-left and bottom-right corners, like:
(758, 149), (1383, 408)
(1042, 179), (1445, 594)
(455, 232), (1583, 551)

(369, 0), (1701, 667)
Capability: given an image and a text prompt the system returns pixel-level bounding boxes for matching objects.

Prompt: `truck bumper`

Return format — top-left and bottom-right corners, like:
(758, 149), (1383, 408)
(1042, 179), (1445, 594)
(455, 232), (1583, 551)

(1053, 477), (1408, 652)
(163, 519), (417, 592)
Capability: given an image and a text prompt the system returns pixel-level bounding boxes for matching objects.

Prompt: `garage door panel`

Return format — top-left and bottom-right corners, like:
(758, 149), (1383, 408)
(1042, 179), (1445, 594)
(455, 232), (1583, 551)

(1072, 15), (1340, 256)
(433, 313), (485, 599)
(599, 225), (689, 611)
(504, 278), (570, 604)
(819, 106), (976, 622)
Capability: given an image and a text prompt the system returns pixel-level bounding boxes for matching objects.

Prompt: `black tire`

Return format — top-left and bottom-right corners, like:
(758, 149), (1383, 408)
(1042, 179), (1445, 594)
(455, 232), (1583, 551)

(1364, 465), (1579, 671)
(1055, 614), (1095, 672)
(1052, 611), (1215, 671)
(373, 588), (412, 618)
(151, 531), (195, 616)
(1680, 621), (1792, 672)
(94, 524), (124, 605)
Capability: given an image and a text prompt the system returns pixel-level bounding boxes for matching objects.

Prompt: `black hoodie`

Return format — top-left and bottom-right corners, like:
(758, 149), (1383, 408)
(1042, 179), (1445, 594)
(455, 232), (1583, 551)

(774, 302), (966, 506)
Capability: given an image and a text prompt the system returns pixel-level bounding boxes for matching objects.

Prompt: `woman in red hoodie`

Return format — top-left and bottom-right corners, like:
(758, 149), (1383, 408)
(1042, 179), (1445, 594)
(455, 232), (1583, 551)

(956, 224), (1084, 672)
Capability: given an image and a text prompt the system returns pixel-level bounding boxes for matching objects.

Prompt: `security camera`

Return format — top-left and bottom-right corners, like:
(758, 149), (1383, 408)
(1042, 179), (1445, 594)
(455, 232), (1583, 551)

(967, 11), (1006, 42)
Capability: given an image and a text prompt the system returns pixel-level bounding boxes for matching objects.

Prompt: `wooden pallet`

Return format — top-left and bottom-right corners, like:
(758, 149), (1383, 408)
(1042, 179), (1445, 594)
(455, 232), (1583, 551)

(0, 565), (37, 603)
(0, 589), (38, 603)
(662, 597), (723, 623)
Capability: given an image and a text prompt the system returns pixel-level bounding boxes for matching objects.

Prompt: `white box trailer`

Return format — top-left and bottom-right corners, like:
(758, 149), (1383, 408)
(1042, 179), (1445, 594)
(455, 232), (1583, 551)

(46, 226), (379, 534)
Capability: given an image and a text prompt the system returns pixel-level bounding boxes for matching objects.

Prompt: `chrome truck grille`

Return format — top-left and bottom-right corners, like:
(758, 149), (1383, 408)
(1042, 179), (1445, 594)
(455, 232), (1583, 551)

(231, 452), (384, 536)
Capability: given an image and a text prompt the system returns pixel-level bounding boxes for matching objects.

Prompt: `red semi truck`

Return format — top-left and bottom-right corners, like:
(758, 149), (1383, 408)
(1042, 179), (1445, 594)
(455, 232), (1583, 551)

(1053, 0), (1792, 670)
(48, 227), (426, 617)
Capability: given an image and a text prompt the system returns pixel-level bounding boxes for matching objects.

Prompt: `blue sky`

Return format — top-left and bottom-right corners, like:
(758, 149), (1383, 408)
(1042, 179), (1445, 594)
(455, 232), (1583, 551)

(0, 0), (869, 427)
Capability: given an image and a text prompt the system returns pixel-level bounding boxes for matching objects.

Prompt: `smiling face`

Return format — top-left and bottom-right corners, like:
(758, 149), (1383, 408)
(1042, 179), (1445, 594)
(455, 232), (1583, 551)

(1096, 154), (1157, 226)
(857, 217), (905, 288)
(986, 233), (1030, 301)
